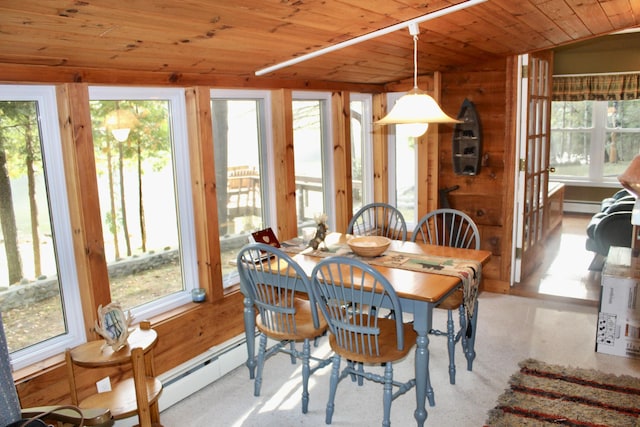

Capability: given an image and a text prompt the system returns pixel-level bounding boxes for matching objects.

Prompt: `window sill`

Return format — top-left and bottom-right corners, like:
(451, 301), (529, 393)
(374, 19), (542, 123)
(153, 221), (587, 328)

(550, 178), (621, 188)
(223, 282), (241, 294)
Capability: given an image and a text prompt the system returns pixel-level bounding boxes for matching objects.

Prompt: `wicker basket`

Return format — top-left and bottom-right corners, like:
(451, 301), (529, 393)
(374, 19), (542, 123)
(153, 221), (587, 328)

(347, 236), (391, 257)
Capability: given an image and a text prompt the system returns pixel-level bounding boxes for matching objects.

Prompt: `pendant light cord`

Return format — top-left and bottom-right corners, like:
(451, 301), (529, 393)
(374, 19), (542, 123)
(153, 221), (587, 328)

(408, 22), (420, 90)
(413, 33), (419, 89)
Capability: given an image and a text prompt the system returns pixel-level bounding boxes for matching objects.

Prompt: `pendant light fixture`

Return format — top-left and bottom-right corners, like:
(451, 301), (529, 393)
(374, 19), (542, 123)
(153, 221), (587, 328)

(105, 107), (137, 142)
(376, 23), (460, 137)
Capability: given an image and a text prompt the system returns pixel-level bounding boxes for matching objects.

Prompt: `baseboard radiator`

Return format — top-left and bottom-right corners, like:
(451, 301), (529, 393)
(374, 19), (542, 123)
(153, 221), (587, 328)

(113, 332), (260, 426)
(564, 200), (600, 214)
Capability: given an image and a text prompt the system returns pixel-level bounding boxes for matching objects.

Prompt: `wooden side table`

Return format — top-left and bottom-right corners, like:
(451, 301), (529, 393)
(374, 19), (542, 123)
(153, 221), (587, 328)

(66, 321), (163, 427)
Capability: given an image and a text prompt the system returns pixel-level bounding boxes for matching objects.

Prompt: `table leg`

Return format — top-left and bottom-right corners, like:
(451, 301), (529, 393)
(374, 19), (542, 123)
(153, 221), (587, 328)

(412, 302), (435, 427)
(465, 300), (479, 371)
(243, 294), (256, 379)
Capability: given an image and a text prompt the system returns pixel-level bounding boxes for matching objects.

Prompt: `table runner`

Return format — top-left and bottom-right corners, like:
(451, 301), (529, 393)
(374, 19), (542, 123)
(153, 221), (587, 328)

(280, 240), (482, 332)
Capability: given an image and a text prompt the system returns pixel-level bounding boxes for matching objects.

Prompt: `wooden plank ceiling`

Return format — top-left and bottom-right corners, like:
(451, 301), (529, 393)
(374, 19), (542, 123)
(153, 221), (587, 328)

(0, 0), (638, 86)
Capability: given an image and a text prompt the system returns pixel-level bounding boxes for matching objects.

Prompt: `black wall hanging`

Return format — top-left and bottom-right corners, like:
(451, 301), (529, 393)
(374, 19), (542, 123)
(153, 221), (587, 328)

(452, 98), (482, 175)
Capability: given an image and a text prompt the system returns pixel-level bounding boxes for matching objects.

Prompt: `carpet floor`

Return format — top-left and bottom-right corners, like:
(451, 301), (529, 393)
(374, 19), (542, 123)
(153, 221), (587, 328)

(160, 293), (640, 426)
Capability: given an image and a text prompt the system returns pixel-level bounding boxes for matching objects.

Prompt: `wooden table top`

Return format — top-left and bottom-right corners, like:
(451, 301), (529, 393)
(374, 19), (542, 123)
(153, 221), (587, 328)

(291, 233), (491, 304)
(69, 327), (158, 367)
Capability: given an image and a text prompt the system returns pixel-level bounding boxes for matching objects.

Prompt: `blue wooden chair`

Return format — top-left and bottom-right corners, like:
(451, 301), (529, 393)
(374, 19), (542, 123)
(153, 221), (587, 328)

(348, 202), (407, 242)
(236, 243), (331, 414)
(411, 208), (480, 384)
(311, 257), (416, 427)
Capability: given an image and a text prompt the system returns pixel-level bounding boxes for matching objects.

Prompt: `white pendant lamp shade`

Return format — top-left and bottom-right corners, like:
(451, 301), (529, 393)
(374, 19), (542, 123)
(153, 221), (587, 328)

(105, 108), (137, 142)
(376, 23), (460, 136)
(376, 87), (460, 125)
(110, 128), (131, 142)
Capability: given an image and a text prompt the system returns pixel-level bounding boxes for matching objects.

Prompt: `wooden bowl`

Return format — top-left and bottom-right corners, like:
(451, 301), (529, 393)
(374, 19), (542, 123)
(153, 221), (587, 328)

(347, 236), (391, 257)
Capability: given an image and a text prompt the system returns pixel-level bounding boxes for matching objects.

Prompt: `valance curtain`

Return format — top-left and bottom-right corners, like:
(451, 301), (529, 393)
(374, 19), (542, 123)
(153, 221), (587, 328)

(552, 73), (640, 101)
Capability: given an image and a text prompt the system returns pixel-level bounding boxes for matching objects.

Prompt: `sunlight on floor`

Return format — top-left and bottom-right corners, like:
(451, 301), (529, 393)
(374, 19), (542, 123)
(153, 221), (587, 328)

(537, 277), (592, 300)
(537, 225), (598, 300)
(229, 368), (304, 427)
(260, 377), (301, 412)
(256, 344), (334, 418)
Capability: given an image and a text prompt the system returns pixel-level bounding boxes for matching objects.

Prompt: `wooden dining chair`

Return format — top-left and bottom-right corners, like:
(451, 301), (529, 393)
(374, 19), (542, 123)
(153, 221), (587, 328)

(236, 243), (331, 414)
(311, 257), (416, 427)
(411, 208), (480, 385)
(348, 202), (407, 241)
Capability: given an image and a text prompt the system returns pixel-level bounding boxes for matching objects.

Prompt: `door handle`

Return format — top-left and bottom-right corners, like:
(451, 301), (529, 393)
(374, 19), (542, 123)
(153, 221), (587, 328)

(547, 167), (556, 173)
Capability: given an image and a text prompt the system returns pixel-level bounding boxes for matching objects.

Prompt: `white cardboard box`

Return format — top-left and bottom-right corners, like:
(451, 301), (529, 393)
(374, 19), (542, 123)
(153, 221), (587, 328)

(596, 247), (640, 359)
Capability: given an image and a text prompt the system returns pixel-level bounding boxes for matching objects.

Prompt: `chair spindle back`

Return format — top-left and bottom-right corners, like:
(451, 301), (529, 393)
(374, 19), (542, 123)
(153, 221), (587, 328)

(237, 243), (322, 335)
(348, 202), (407, 242)
(412, 208), (480, 249)
(312, 257), (405, 357)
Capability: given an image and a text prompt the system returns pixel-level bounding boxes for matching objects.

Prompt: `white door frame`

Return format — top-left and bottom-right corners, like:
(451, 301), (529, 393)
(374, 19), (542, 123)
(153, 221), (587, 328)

(511, 54), (529, 285)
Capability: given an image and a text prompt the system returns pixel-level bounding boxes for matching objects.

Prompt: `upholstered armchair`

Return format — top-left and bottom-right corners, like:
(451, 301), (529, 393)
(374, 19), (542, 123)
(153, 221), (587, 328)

(585, 189), (634, 270)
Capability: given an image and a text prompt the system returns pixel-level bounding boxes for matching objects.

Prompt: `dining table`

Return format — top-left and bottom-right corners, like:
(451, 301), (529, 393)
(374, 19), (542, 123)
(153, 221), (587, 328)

(239, 232), (491, 426)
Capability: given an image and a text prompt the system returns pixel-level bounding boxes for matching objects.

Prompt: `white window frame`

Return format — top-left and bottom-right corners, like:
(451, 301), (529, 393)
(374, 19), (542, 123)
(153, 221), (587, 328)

(386, 92), (418, 229)
(292, 91), (336, 225)
(210, 89), (276, 227)
(89, 87), (199, 321)
(387, 92), (400, 205)
(210, 89), (275, 288)
(350, 93), (374, 210)
(589, 102), (608, 182)
(1, 85), (87, 370)
(551, 100), (640, 187)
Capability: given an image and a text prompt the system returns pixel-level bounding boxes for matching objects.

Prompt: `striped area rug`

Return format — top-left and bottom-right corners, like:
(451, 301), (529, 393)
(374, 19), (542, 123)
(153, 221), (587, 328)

(485, 358), (640, 426)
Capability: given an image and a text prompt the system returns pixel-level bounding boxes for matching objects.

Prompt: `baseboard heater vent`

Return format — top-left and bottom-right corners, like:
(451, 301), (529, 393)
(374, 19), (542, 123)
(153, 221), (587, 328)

(564, 200), (600, 214)
(159, 332), (259, 407)
(113, 332), (258, 427)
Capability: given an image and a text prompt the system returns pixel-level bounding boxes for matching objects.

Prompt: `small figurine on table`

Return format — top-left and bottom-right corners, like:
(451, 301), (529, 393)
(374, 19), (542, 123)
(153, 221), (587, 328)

(309, 213), (328, 250)
(94, 302), (134, 352)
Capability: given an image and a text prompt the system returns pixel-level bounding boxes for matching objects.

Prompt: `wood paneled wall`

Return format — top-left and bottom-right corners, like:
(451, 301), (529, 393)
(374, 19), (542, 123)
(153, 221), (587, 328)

(438, 58), (516, 293)
(331, 91), (352, 233)
(271, 89), (298, 240)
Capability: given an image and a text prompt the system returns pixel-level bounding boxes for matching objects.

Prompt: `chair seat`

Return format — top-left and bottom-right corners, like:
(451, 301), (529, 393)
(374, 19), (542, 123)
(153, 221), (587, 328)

(328, 317), (416, 364)
(437, 289), (463, 311)
(256, 297), (328, 341)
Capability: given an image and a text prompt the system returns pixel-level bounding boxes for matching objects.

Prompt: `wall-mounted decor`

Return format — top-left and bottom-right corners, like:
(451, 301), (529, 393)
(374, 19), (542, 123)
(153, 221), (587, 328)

(452, 99), (482, 175)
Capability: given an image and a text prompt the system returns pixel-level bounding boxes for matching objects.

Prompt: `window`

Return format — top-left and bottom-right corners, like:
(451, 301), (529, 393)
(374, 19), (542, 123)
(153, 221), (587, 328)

(387, 93), (418, 226)
(211, 90), (273, 288)
(89, 87), (198, 320)
(293, 92), (334, 233)
(0, 85), (86, 369)
(350, 94), (373, 213)
(551, 99), (640, 184)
